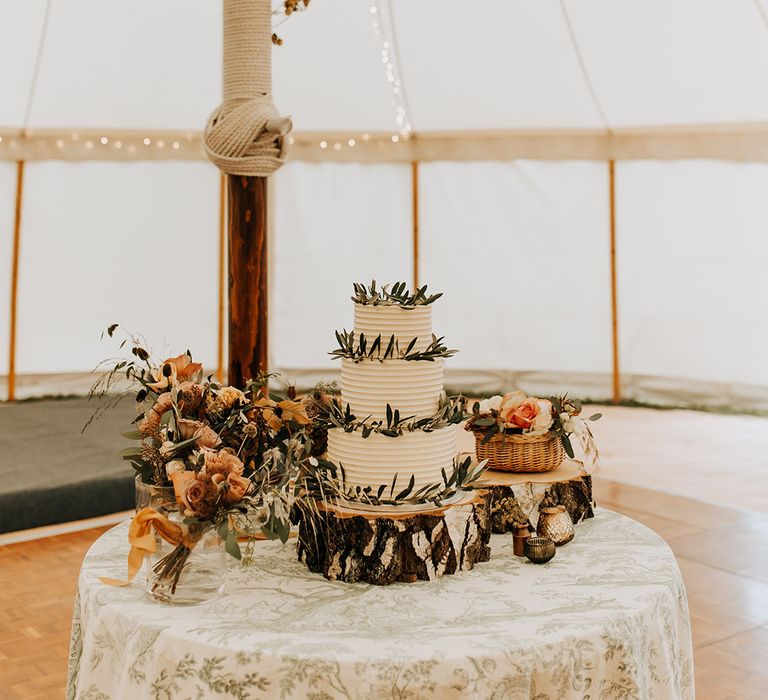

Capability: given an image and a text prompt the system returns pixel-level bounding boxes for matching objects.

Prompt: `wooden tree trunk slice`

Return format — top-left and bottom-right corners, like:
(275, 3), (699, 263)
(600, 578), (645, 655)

(296, 491), (492, 585)
(476, 460), (595, 534)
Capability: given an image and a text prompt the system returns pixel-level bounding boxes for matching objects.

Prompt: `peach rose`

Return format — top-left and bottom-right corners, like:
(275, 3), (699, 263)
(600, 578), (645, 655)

(165, 354), (203, 381)
(222, 472), (252, 504)
(170, 470), (195, 506)
(203, 448), (244, 476)
(500, 398), (540, 429)
(181, 478), (207, 514)
(147, 354), (203, 391)
(501, 390), (528, 411)
(177, 419), (220, 448)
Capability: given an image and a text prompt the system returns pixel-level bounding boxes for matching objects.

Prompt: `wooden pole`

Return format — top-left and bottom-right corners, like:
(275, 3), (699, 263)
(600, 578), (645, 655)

(7, 161), (25, 402)
(609, 160), (621, 403)
(212, 0), (274, 390)
(227, 174), (268, 389)
(216, 173), (227, 384)
(411, 161), (419, 290)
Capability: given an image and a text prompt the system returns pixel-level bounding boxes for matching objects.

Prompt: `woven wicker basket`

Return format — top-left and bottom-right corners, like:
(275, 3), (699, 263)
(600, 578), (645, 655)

(469, 428), (564, 473)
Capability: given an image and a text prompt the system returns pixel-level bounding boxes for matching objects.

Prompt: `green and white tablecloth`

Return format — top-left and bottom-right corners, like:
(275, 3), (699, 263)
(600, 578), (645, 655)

(67, 508), (694, 699)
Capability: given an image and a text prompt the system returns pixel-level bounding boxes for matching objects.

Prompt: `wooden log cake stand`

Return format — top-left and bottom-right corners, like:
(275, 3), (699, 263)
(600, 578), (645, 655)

(475, 460), (595, 534)
(296, 491), (492, 585)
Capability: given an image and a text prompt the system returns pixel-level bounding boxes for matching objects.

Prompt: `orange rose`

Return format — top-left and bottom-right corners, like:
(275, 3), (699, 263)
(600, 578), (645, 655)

(147, 354), (203, 391)
(165, 354), (203, 381)
(222, 473), (252, 504)
(181, 478), (207, 512)
(177, 419), (220, 448)
(500, 398), (540, 429)
(203, 448), (244, 476)
(170, 470), (195, 506)
(501, 390), (528, 411)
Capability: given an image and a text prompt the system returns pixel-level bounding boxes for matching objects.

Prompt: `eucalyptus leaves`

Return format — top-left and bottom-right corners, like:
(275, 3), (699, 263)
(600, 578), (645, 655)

(351, 280), (443, 308)
(330, 330), (457, 363)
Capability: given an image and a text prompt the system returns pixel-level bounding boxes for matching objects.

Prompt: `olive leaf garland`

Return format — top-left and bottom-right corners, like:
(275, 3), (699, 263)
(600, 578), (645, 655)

(330, 330), (457, 364)
(321, 395), (468, 438)
(351, 280), (443, 308)
(302, 454), (487, 508)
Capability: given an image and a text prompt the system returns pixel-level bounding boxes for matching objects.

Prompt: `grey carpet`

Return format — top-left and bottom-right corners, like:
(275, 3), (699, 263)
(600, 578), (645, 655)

(0, 397), (137, 532)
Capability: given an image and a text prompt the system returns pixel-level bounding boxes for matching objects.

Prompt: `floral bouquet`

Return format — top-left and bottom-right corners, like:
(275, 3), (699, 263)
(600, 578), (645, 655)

(90, 326), (314, 599)
(465, 391), (601, 473)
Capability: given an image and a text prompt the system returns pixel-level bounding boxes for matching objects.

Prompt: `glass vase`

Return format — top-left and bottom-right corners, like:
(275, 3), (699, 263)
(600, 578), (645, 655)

(144, 509), (227, 605)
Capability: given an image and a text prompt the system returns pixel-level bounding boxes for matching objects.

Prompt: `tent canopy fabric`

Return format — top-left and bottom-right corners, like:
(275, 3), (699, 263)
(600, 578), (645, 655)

(5, 0), (768, 132)
(1, 0), (768, 409)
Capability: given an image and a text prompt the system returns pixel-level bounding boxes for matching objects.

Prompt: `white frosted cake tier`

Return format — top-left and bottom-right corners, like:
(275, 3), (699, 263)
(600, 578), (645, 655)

(353, 305), (433, 353)
(327, 425), (457, 492)
(341, 358), (443, 421)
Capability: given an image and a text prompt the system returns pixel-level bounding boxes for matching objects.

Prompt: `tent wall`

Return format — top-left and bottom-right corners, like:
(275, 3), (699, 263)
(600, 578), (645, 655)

(4, 157), (765, 409)
(617, 160), (768, 389)
(272, 163), (412, 374)
(0, 163), (16, 377)
(12, 162), (219, 375)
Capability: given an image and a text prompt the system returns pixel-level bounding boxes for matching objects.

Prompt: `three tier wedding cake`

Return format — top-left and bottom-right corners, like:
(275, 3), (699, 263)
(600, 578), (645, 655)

(326, 282), (461, 497)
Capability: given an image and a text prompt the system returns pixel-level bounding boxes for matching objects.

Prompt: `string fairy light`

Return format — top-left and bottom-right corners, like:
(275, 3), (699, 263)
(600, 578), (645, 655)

(305, 0), (414, 151)
(0, 122), (423, 160)
(0, 130), (196, 160)
(369, 0), (413, 137)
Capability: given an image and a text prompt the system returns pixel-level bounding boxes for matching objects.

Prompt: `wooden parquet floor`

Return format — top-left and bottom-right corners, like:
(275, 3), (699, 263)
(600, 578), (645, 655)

(1, 481), (767, 699)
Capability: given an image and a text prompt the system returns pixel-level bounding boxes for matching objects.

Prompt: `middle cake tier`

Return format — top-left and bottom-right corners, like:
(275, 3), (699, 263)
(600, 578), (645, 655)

(341, 358), (444, 421)
(327, 425), (458, 492)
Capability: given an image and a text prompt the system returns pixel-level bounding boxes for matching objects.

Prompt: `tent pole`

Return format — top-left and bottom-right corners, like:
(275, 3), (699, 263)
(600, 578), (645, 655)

(227, 175), (268, 389)
(609, 160), (621, 404)
(216, 173), (227, 384)
(207, 0), (279, 390)
(7, 161), (25, 402)
(411, 161), (419, 290)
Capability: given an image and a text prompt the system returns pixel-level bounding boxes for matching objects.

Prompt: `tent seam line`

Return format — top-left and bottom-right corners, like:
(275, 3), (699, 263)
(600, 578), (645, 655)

(559, 0), (612, 135)
(22, 0), (54, 133)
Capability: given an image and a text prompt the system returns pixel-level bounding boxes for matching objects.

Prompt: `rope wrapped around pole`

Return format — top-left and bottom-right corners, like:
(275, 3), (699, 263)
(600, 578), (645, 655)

(204, 0), (292, 176)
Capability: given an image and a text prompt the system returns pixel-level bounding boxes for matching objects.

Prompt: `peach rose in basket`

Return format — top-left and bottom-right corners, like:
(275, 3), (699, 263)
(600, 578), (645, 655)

(528, 399), (554, 435)
(501, 390), (528, 411)
(500, 398), (540, 429)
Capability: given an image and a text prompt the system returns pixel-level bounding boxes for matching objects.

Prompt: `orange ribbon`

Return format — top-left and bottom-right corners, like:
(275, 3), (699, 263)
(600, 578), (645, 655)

(100, 507), (185, 587)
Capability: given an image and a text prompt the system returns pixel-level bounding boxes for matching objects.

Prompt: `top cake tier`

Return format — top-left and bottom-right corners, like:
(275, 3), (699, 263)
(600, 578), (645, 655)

(353, 305), (433, 353)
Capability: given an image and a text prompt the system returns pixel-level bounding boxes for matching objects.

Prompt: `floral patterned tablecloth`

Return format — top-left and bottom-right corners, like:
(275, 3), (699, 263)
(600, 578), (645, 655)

(67, 508), (694, 700)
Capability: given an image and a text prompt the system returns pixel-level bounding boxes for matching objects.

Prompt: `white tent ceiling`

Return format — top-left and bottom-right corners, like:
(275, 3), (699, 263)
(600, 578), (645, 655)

(4, 0), (768, 133)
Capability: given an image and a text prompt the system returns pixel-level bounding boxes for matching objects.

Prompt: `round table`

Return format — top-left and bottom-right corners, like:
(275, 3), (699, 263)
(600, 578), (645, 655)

(67, 509), (694, 699)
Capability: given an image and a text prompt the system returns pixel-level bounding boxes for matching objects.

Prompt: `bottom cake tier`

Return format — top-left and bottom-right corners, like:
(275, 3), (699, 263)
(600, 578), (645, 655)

(326, 425), (458, 493)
